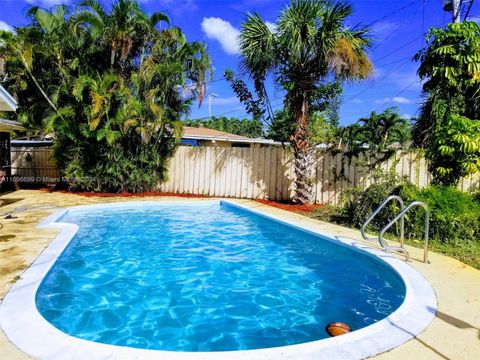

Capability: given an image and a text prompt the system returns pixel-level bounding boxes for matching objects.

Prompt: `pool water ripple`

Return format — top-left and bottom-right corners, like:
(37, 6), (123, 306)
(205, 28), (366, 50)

(36, 203), (405, 351)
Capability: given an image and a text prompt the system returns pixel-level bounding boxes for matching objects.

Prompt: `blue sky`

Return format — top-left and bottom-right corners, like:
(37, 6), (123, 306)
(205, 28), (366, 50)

(0, 0), (479, 126)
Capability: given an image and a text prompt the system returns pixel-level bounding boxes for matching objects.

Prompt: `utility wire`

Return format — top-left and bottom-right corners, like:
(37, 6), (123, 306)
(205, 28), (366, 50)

(373, 79), (422, 112)
(421, 0), (427, 49)
(374, 35), (424, 63)
(191, 1), (426, 122)
(370, 1), (428, 53)
(377, 56), (414, 67)
(366, 0), (419, 27)
(343, 58), (412, 104)
(464, 0), (475, 20)
(341, 78), (421, 119)
(196, 1), (423, 88)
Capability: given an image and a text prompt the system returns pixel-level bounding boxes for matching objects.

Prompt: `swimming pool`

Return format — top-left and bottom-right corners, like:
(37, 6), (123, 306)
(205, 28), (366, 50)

(0, 200), (436, 359)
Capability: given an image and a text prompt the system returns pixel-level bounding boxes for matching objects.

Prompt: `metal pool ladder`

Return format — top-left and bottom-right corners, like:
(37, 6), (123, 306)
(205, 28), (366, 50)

(361, 196), (430, 263)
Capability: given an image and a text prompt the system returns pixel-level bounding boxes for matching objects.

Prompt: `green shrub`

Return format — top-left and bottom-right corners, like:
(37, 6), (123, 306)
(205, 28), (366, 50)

(338, 171), (480, 246)
(413, 186), (480, 246)
(339, 167), (408, 229)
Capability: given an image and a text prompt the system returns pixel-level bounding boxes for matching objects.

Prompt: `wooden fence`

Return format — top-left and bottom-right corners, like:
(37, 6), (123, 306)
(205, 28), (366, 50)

(11, 147), (60, 180)
(161, 147), (480, 204)
(9, 146), (480, 204)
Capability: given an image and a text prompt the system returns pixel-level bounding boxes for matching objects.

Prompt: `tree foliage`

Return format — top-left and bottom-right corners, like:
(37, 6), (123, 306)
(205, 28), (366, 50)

(339, 107), (410, 157)
(430, 114), (480, 185)
(414, 21), (480, 185)
(0, 0), (211, 192)
(268, 109), (338, 145)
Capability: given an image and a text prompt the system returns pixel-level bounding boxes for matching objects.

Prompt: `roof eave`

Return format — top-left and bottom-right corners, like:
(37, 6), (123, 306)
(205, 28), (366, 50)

(0, 85), (17, 112)
(0, 118), (25, 132)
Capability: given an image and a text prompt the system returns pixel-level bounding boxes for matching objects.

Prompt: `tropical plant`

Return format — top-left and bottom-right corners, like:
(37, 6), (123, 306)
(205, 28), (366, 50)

(413, 21), (480, 185)
(356, 107), (410, 151)
(429, 114), (480, 185)
(413, 21), (480, 146)
(0, 1), (211, 192)
(268, 109), (338, 146)
(73, 0), (170, 72)
(233, 0), (372, 203)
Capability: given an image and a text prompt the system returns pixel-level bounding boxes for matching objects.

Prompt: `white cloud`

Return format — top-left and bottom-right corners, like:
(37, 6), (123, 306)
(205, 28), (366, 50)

(265, 21), (277, 33)
(201, 17), (240, 55)
(468, 16), (480, 23)
(389, 69), (422, 89)
(375, 96), (413, 105)
(401, 113), (411, 119)
(375, 97), (391, 104)
(352, 99), (362, 104)
(371, 21), (399, 36)
(0, 21), (13, 33)
(392, 96), (411, 104)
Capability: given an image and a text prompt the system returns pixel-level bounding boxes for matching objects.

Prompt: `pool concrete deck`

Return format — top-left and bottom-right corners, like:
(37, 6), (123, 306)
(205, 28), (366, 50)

(0, 190), (478, 360)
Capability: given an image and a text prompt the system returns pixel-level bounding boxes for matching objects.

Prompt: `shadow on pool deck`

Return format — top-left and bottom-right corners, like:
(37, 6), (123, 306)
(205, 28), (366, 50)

(386, 306), (480, 360)
(387, 317), (452, 360)
(432, 308), (480, 339)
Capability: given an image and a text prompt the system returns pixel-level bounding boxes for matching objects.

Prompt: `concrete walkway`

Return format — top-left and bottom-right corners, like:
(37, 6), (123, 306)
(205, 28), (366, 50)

(0, 190), (478, 359)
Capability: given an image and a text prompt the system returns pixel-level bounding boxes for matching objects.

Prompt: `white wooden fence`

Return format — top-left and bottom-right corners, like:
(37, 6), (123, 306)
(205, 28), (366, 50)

(11, 147), (60, 180)
(10, 146), (480, 204)
(160, 147), (480, 205)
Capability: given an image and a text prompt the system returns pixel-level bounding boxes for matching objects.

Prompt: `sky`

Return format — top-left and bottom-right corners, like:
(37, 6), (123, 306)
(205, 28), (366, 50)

(0, 0), (479, 126)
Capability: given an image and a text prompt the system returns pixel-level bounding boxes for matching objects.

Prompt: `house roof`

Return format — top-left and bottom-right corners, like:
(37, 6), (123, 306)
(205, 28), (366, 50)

(0, 85), (17, 112)
(0, 119), (25, 132)
(182, 126), (283, 145)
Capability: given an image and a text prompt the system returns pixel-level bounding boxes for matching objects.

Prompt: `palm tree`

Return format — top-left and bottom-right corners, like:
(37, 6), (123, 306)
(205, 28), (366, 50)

(239, 0), (372, 204)
(358, 108), (408, 151)
(357, 112), (383, 148)
(73, 0), (169, 70)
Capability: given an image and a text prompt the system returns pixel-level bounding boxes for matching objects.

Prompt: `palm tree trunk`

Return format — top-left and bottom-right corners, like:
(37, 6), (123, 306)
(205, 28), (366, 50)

(291, 91), (314, 204)
(110, 41), (117, 68)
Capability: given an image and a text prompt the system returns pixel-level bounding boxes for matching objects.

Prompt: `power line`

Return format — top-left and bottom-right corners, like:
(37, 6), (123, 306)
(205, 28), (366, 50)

(377, 56), (414, 67)
(374, 35), (424, 63)
(464, 0), (475, 20)
(342, 78), (422, 120)
(343, 58), (412, 104)
(370, 1), (428, 53)
(188, 97), (284, 122)
(200, 1), (424, 88)
(366, 1), (419, 27)
(421, 0), (427, 49)
(192, 1), (428, 123)
(373, 79), (422, 112)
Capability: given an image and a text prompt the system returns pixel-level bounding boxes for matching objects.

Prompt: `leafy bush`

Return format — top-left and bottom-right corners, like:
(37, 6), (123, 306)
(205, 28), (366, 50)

(412, 186), (480, 246)
(339, 167), (403, 228)
(340, 176), (480, 246)
(0, 2), (211, 193)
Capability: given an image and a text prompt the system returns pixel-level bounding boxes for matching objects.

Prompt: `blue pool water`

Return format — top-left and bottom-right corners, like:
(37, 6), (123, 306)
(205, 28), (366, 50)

(36, 202), (406, 352)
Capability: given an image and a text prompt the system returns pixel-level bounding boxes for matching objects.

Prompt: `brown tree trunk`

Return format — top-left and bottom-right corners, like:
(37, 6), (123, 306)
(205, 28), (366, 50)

(110, 41), (117, 68)
(290, 90), (314, 204)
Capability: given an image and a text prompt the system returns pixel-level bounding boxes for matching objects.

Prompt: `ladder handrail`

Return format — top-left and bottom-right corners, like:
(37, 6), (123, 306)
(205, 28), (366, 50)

(361, 195), (405, 247)
(379, 201), (430, 263)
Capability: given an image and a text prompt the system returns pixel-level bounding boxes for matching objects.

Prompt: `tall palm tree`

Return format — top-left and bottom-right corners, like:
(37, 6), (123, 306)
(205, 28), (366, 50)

(239, 0), (372, 204)
(73, 0), (170, 70)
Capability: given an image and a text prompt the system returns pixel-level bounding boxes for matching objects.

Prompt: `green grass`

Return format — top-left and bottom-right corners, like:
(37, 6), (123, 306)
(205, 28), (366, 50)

(302, 207), (480, 270)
